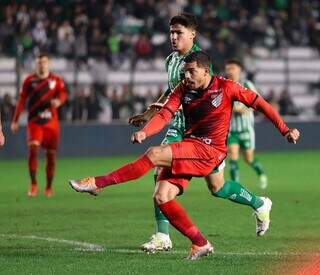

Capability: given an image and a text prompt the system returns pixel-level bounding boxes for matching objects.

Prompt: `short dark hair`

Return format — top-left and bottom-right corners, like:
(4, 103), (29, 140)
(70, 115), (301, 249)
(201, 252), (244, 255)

(184, 51), (211, 69)
(169, 13), (198, 30)
(36, 53), (49, 59)
(225, 59), (243, 68)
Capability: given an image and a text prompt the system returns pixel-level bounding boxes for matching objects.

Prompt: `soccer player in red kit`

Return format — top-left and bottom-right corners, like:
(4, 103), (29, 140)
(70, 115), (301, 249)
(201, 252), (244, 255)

(69, 51), (299, 260)
(11, 53), (67, 197)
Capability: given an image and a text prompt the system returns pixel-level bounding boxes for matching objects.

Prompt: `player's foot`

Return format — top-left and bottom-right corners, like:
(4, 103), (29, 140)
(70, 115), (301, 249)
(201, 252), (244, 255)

(254, 197), (272, 236)
(186, 241), (214, 260)
(69, 177), (100, 196)
(44, 188), (54, 198)
(27, 184), (38, 197)
(141, 232), (172, 253)
(258, 174), (268, 189)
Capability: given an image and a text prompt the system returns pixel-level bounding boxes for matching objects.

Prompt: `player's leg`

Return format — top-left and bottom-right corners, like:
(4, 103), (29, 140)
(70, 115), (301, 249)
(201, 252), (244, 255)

(27, 141), (40, 197)
(228, 132), (240, 182)
(43, 124), (59, 197)
(45, 149), (56, 197)
(241, 128), (268, 189)
(154, 177), (213, 259)
(141, 127), (183, 252)
(69, 145), (173, 194)
(26, 122), (43, 197)
(206, 166), (272, 236)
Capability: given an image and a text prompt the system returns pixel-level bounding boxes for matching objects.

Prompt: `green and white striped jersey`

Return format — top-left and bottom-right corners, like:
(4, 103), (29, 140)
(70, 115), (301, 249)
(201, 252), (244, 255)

(230, 80), (259, 132)
(164, 43), (202, 131)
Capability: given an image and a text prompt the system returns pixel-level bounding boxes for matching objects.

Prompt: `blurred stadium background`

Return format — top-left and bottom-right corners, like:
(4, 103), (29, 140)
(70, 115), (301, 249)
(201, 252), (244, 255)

(0, 1), (320, 157)
(0, 1), (320, 274)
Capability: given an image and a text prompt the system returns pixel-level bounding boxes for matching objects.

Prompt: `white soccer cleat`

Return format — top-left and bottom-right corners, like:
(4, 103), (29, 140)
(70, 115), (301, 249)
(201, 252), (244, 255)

(258, 174), (268, 189)
(69, 177), (100, 196)
(186, 241), (214, 260)
(254, 197), (272, 236)
(141, 232), (173, 253)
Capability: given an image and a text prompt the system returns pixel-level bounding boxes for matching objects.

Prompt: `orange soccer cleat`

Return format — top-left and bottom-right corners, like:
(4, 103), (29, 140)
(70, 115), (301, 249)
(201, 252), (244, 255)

(69, 177), (100, 196)
(186, 241), (214, 260)
(27, 184), (38, 197)
(44, 188), (54, 198)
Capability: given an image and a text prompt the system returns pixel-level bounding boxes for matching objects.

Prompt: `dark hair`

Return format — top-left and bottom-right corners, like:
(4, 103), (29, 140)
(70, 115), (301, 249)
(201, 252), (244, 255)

(36, 53), (49, 59)
(225, 59), (243, 68)
(184, 51), (211, 69)
(169, 13), (198, 30)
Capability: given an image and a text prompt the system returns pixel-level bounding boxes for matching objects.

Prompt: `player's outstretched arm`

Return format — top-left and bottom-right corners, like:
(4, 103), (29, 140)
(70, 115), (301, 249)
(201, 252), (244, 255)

(0, 118), (5, 147)
(128, 92), (169, 127)
(231, 81), (300, 144)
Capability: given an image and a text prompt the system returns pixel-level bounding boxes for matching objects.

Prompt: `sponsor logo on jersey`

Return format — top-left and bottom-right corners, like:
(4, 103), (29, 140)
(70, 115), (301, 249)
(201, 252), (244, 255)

(211, 93), (223, 107)
(183, 96), (192, 104)
(49, 80), (56, 89)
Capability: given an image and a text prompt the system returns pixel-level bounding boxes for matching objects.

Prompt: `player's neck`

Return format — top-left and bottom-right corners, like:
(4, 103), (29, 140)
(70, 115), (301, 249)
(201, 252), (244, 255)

(178, 43), (193, 56)
(200, 76), (213, 90)
(36, 71), (50, 79)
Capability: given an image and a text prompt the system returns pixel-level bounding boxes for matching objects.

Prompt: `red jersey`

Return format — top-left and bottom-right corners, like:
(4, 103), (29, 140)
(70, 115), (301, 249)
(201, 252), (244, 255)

(13, 73), (67, 125)
(143, 76), (289, 154)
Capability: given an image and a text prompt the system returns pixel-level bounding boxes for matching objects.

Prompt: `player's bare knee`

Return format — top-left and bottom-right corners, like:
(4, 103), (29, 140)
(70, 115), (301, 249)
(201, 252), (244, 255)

(146, 146), (163, 164)
(153, 192), (169, 206)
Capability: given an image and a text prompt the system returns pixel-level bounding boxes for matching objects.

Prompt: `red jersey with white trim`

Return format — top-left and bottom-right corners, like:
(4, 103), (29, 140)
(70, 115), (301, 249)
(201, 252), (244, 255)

(143, 76), (289, 154)
(13, 73), (67, 125)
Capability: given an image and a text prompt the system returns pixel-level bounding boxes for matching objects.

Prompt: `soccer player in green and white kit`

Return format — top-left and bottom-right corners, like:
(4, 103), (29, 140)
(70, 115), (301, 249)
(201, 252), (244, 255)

(129, 14), (272, 253)
(225, 60), (268, 189)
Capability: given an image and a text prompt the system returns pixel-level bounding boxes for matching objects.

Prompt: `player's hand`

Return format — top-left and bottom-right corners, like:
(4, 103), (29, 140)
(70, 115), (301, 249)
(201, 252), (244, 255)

(0, 129), (5, 147)
(10, 122), (19, 134)
(131, 131), (147, 144)
(51, 99), (61, 108)
(128, 113), (149, 127)
(285, 128), (300, 144)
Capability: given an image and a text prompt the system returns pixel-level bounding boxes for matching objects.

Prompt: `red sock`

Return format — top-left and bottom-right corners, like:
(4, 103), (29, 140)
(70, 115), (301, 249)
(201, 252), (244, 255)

(28, 145), (39, 185)
(95, 155), (155, 188)
(158, 200), (207, 246)
(46, 150), (56, 189)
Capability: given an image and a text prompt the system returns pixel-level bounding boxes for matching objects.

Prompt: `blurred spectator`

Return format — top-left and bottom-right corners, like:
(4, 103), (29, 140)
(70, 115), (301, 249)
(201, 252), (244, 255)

(87, 90), (102, 121)
(278, 89), (299, 116)
(265, 89), (280, 112)
(0, 93), (14, 122)
(72, 89), (87, 122)
(314, 96), (320, 116)
(134, 33), (153, 62)
(57, 20), (75, 58)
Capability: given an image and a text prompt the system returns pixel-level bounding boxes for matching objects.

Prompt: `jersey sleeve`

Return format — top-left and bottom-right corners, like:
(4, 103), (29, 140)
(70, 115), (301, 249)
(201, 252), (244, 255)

(228, 81), (289, 136)
(142, 82), (184, 137)
(56, 77), (67, 105)
(12, 77), (29, 123)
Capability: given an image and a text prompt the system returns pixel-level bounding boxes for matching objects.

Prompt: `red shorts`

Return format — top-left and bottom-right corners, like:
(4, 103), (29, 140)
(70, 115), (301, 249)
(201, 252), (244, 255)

(157, 138), (226, 194)
(27, 120), (60, 150)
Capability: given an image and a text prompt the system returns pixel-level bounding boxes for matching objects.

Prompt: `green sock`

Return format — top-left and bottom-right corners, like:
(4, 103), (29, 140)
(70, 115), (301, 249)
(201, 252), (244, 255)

(229, 159), (240, 182)
(249, 158), (265, 176)
(213, 180), (264, 210)
(154, 175), (169, 235)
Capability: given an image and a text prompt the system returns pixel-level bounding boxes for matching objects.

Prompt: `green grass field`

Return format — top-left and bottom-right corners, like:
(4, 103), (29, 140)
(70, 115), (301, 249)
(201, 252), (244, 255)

(0, 150), (319, 275)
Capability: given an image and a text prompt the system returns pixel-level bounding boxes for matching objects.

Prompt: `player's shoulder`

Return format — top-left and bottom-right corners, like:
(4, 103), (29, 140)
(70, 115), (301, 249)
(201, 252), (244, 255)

(165, 52), (176, 64)
(49, 73), (63, 81)
(215, 76), (239, 89)
(23, 73), (37, 83)
(242, 79), (258, 92)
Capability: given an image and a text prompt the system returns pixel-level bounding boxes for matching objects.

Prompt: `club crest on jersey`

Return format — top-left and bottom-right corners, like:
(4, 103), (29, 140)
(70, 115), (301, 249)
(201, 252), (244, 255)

(183, 96), (192, 104)
(211, 93), (223, 107)
(49, 80), (56, 89)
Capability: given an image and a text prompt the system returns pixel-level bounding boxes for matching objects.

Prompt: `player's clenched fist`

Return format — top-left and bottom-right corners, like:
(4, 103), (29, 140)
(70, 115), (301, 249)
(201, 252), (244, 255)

(285, 128), (300, 144)
(131, 131), (147, 144)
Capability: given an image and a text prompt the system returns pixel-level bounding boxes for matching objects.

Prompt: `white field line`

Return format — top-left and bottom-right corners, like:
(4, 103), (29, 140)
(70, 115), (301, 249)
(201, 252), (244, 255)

(1, 234), (320, 257)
